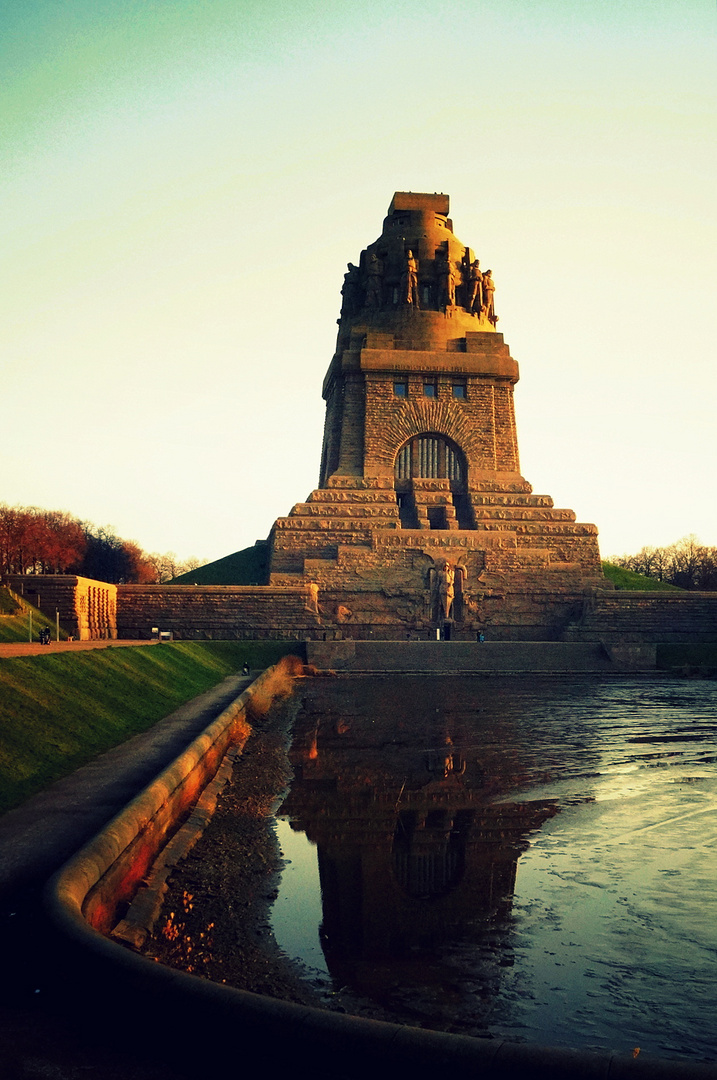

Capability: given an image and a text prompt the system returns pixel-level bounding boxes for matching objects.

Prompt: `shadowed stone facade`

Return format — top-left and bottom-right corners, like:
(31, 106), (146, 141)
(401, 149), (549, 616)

(268, 192), (605, 639)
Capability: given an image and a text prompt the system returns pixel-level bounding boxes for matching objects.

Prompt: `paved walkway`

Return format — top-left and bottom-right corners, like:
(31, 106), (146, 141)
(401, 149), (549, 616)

(0, 670), (252, 1079)
(0, 639), (156, 658)
(0, 671), (250, 898)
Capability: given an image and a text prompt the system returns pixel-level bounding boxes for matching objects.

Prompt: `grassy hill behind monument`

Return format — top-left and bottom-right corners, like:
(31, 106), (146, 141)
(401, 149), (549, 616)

(601, 562), (682, 592)
(170, 542), (268, 585)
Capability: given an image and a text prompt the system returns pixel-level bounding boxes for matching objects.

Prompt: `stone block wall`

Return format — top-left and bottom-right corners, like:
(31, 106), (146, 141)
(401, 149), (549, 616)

(567, 590), (717, 644)
(5, 574), (717, 645)
(7, 575), (117, 640)
(359, 350), (520, 479)
(116, 584), (320, 640)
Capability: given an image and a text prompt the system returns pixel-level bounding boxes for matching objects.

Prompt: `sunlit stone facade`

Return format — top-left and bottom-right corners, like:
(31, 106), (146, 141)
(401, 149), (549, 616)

(268, 192), (604, 639)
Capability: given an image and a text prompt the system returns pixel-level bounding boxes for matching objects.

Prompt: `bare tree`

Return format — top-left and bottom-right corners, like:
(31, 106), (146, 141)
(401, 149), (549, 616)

(611, 535), (717, 590)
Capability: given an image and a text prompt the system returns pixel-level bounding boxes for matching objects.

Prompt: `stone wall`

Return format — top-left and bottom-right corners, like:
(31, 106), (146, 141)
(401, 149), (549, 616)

(9, 574), (716, 645)
(116, 584), (320, 640)
(7, 575), (117, 640)
(567, 590), (717, 644)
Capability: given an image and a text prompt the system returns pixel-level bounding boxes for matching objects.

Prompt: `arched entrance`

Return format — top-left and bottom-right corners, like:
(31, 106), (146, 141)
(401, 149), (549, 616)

(394, 434), (473, 529)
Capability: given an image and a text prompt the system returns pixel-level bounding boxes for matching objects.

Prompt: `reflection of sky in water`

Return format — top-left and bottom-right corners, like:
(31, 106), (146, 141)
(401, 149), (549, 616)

(268, 677), (717, 1062)
(505, 768), (717, 1059)
(271, 818), (328, 977)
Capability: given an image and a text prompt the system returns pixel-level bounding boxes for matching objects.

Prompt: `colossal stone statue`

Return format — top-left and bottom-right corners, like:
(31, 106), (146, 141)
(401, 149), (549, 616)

(483, 269), (496, 323)
(401, 249), (420, 307)
(467, 259), (483, 314)
(340, 262), (362, 318)
(436, 252), (456, 308)
(364, 252), (383, 309)
(430, 560), (467, 621)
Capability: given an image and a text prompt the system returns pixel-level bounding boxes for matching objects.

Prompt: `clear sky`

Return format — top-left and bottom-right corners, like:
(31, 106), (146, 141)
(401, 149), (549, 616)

(2, 0), (715, 565)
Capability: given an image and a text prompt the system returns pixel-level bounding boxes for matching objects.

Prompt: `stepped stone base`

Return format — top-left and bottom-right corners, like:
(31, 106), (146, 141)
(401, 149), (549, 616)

(268, 474), (605, 640)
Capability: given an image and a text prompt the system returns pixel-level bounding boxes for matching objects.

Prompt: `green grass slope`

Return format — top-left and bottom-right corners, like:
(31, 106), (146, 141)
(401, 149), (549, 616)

(0, 639), (297, 814)
(601, 562), (682, 592)
(0, 587), (67, 642)
(171, 542), (269, 585)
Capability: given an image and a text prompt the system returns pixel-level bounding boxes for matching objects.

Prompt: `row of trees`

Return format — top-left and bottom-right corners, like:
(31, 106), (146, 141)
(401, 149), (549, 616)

(0, 503), (202, 584)
(610, 535), (717, 591)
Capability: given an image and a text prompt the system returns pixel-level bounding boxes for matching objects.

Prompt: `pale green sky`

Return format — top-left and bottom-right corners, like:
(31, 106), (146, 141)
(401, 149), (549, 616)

(1, 0), (715, 562)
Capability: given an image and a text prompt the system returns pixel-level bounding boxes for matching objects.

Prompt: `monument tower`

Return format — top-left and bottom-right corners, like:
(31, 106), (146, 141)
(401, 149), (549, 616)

(268, 192), (604, 639)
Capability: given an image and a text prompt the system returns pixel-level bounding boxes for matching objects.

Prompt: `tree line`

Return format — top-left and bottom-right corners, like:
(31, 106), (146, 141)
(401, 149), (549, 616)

(0, 503), (202, 584)
(610, 535), (717, 591)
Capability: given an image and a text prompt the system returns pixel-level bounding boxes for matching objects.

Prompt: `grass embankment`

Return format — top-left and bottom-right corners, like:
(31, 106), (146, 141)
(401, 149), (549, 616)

(0, 587), (63, 643)
(601, 563), (682, 592)
(0, 640), (300, 814)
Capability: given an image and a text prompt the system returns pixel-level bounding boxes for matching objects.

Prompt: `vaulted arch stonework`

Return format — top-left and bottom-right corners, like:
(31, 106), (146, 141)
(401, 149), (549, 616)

(268, 191), (603, 638)
(395, 434), (466, 482)
(393, 433), (472, 530)
(369, 398), (493, 475)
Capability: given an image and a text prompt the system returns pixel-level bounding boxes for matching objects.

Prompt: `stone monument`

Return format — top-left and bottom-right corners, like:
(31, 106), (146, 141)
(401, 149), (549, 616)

(266, 192), (605, 639)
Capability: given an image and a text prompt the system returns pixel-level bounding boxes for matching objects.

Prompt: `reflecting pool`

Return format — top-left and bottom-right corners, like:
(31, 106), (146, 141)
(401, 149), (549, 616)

(271, 675), (717, 1062)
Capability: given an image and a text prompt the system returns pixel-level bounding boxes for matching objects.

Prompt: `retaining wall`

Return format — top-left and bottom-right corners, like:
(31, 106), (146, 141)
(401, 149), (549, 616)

(6, 574), (117, 640)
(570, 590), (717, 643)
(116, 583), (319, 639)
(7, 575), (717, 644)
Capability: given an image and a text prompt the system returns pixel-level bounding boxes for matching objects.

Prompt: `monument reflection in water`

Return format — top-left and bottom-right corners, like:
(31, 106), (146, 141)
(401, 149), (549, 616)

(274, 675), (717, 1062)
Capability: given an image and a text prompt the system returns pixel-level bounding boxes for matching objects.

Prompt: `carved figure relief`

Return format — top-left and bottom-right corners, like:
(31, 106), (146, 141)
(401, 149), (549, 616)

(435, 252), (456, 308)
(482, 269), (496, 323)
(467, 259), (483, 314)
(401, 249), (420, 307)
(428, 558), (468, 621)
(306, 582), (320, 614)
(340, 262), (362, 318)
(364, 252), (383, 309)
(438, 561), (455, 619)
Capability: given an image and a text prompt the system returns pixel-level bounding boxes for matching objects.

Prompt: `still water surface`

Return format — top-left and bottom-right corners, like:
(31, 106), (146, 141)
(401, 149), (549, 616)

(270, 676), (717, 1062)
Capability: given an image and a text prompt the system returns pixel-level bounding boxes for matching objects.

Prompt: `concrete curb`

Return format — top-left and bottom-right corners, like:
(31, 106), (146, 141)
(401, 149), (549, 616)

(44, 661), (717, 1079)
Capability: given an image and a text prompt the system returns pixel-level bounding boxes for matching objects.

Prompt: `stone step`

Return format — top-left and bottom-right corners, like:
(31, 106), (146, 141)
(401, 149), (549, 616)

(472, 507), (576, 523)
(307, 490), (401, 504)
(469, 493), (555, 508)
(289, 504), (401, 519)
(306, 640), (632, 673)
(274, 517), (400, 532)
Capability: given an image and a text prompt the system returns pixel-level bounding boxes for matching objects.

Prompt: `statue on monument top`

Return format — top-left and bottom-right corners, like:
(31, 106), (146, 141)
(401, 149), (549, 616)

(364, 251), (383, 309)
(401, 249), (420, 308)
(336, 195), (499, 324)
(435, 250), (456, 309)
(482, 269), (497, 324)
(466, 259), (483, 314)
(340, 262), (362, 319)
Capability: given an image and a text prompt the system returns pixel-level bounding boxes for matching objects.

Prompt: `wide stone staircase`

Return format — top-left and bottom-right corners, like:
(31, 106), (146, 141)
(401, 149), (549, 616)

(306, 640), (631, 673)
